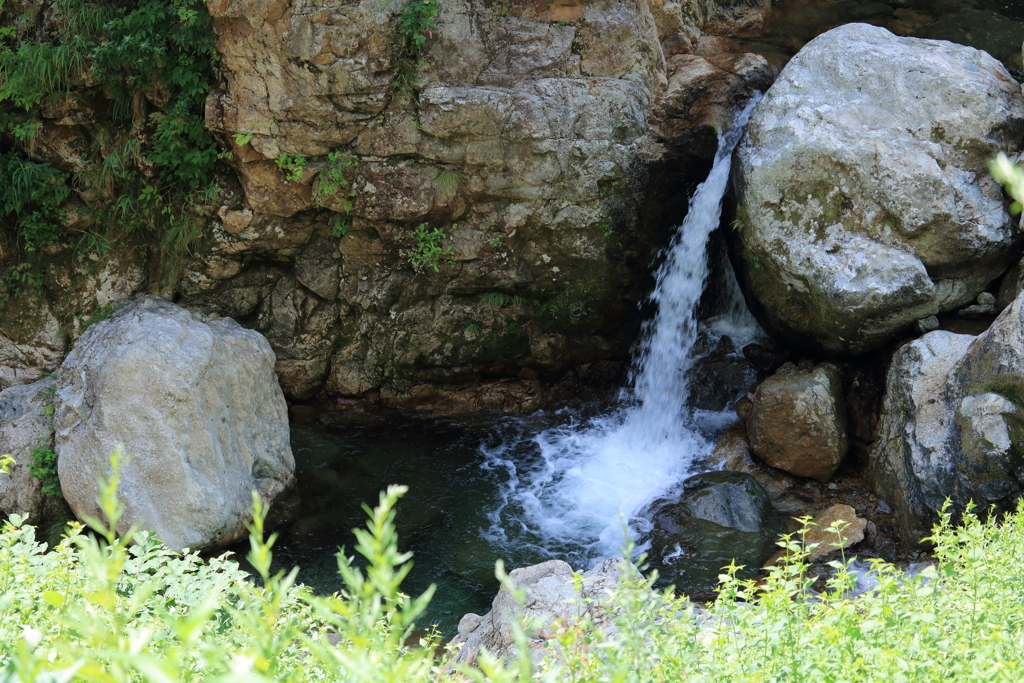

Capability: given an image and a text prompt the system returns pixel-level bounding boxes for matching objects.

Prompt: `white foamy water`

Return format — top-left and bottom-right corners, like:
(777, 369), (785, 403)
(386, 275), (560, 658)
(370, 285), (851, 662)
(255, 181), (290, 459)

(482, 98), (762, 565)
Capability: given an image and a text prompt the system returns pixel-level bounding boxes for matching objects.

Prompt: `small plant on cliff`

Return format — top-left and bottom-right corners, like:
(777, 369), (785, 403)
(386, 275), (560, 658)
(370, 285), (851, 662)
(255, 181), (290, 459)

(434, 168), (466, 200)
(315, 150), (358, 202)
(276, 152), (307, 182)
(29, 445), (61, 497)
(409, 222), (455, 272)
(0, 151), (71, 251)
(0, 453), (13, 475)
(393, 0), (439, 95)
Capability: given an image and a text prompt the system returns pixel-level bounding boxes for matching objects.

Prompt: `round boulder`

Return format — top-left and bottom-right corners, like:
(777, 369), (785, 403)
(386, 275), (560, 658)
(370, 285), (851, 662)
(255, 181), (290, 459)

(732, 23), (1024, 354)
(54, 296), (295, 551)
(747, 362), (848, 482)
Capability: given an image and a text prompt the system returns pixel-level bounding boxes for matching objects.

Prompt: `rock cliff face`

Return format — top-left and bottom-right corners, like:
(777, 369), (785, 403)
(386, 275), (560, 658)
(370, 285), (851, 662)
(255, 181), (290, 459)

(0, 0), (770, 413)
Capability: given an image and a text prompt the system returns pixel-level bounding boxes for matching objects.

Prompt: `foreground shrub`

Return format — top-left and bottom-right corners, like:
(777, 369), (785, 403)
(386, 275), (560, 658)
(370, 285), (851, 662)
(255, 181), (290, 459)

(2, 451), (1024, 681)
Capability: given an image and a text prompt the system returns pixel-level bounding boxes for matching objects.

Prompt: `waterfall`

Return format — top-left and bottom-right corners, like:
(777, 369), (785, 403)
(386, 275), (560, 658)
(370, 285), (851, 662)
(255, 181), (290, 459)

(482, 97), (763, 565)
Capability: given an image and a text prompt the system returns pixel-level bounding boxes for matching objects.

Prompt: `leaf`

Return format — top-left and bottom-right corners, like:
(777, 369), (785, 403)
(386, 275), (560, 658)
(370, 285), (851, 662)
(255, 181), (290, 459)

(42, 590), (65, 607)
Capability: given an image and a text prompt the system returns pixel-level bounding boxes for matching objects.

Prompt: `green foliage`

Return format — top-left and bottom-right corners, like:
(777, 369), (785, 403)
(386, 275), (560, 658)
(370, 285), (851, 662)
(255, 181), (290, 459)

(393, 0), (439, 94)
(0, 0), (219, 189)
(315, 150), (357, 201)
(332, 216), (351, 238)
(29, 446), (61, 497)
(481, 292), (527, 308)
(992, 152), (1024, 214)
(434, 168), (466, 199)
(409, 222), (455, 272)
(7, 457), (1024, 682)
(78, 301), (116, 334)
(0, 453), (13, 475)
(0, 152), (70, 250)
(276, 152), (307, 182)
(0, 0), (219, 270)
(314, 150), (357, 238)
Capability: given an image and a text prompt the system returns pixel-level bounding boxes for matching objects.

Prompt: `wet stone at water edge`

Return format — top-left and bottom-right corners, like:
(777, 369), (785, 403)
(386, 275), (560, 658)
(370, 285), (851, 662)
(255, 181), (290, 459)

(644, 471), (783, 590)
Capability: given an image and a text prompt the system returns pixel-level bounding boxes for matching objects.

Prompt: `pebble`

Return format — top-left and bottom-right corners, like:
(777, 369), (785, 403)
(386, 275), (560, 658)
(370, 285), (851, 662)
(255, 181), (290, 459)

(876, 500), (892, 514)
(828, 482), (838, 490)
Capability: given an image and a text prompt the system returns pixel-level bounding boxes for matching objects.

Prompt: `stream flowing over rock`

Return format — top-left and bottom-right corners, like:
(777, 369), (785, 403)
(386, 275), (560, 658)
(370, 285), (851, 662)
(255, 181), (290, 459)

(0, 377), (56, 524)
(871, 290), (1024, 546)
(732, 23), (1024, 355)
(53, 296), (294, 552)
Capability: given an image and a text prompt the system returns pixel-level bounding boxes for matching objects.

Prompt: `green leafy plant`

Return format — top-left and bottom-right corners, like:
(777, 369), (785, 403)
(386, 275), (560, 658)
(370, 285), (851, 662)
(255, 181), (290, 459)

(78, 301), (116, 335)
(408, 223), (455, 272)
(276, 152), (307, 182)
(314, 150), (357, 203)
(0, 152), (70, 250)
(6, 450), (1024, 682)
(393, 0), (439, 94)
(0, 0), (221, 274)
(29, 445), (61, 497)
(332, 216), (351, 238)
(0, 453), (13, 475)
(233, 131), (253, 147)
(992, 152), (1024, 214)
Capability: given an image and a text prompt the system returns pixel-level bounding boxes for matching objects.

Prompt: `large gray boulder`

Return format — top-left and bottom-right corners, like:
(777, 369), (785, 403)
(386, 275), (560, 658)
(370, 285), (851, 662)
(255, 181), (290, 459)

(732, 23), (1024, 355)
(54, 296), (294, 551)
(871, 290), (1024, 545)
(0, 377), (56, 523)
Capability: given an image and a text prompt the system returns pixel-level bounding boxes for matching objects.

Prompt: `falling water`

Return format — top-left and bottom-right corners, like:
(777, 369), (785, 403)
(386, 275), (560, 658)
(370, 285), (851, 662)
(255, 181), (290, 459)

(482, 97), (763, 565)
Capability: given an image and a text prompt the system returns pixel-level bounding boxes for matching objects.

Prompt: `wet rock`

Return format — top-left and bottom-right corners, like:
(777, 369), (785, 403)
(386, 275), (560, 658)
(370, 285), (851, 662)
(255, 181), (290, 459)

(648, 471), (778, 588)
(452, 558), (642, 666)
(54, 296), (295, 552)
(747, 362), (848, 482)
(741, 340), (790, 374)
(732, 23), (1024, 355)
(0, 378), (55, 523)
(767, 504), (867, 565)
(709, 423), (793, 500)
(656, 51), (774, 137)
(686, 337), (763, 411)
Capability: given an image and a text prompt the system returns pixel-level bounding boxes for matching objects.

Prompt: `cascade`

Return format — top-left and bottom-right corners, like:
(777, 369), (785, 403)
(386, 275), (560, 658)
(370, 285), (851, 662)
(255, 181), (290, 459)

(483, 97), (764, 565)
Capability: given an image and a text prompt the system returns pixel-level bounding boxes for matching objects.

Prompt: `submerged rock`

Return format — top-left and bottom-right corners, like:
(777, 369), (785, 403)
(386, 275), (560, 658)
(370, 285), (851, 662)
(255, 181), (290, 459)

(747, 362), (848, 482)
(871, 289), (1024, 545)
(647, 470), (779, 588)
(54, 296), (294, 552)
(732, 23), (1024, 355)
(0, 377), (57, 524)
